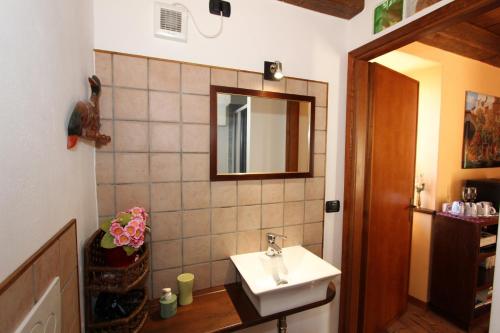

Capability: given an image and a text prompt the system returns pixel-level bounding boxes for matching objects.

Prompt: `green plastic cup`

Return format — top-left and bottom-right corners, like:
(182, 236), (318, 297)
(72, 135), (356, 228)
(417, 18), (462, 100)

(177, 273), (194, 306)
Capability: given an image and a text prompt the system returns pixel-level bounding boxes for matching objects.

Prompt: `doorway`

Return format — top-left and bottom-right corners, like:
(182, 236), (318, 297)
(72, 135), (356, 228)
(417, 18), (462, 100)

(340, 1), (500, 332)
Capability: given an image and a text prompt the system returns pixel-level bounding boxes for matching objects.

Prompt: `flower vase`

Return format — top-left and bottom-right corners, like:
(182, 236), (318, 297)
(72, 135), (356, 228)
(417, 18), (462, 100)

(416, 192), (421, 208)
(105, 247), (137, 267)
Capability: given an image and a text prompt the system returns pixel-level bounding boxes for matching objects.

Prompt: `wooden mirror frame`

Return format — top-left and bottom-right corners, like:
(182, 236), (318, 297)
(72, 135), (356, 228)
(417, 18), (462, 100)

(210, 85), (316, 181)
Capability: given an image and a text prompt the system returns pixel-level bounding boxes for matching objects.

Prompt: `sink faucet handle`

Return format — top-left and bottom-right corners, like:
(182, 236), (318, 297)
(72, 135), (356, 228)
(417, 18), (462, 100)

(266, 232), (287, 243)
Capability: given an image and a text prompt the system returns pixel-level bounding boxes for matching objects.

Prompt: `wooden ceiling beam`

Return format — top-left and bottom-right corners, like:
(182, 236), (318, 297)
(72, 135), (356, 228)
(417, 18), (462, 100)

(420, 32), (497, 61)
(443, 22), (500, 54)
(470, 6), (500, 28)
(279, 0), (364, 19)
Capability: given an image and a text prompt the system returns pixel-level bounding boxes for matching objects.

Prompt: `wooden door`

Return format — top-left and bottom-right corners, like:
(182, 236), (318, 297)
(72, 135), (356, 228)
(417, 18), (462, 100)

(361, 63), (419, 332)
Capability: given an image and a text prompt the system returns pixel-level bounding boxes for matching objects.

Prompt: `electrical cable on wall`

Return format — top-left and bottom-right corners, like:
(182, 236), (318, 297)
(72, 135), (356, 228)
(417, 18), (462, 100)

(172, 2), (224, 39)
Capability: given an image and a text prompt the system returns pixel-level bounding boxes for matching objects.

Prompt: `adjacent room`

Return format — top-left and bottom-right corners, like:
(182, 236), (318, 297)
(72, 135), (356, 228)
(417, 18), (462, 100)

(0, 0), (499, 333)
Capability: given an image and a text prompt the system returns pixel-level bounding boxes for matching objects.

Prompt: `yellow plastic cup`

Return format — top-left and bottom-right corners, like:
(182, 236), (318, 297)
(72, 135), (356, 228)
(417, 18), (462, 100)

(177, 273), (194, 306)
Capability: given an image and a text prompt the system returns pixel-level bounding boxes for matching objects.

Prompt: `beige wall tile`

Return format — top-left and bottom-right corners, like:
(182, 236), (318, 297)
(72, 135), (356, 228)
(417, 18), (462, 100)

(116, 183), (150, 212)
(284, 178), (305, 202)
(211, 68), (237, 87)
(151, 211), (181, 241)
(150, 91), (180, 122)
(183, 236), (211, 265)
(153, 268), (182, 297)
(305, 177), (325, 200)
(181, 64), (210, 95)
(315, 107), (327, 130)
(0, 267), (34, 333)
(183, 209), (210, 237)
(115, 153), (149, 183)
(114, 121), (149, 152)
(212, 233), (237, 260)
(211, 181), (237, 207)
(182, 124), (210, 152)
(284, 201), (304, 226)
(260, 227), (284, 251)
(304, 244), (323, 257)
(184, 262), (211, 291)
(237, 230), (261, 254)
(151, 122), (180, 152)
(114, 88), (148, 120)
(284, 225), (303, 247)
(100, 86), (113, 119)
(182, 153), (209, 181)
(33, 241), (60, 301)
(182, 182), (210, 209)
(304, 222), (323, 245)
(182, 94), (209, 124)
(97, 184), (115, 216)
(150, 153), (181, 182)
(305, 200), (324, 223)
(308, 81), (327, 107)
(238, 72), (262, 90)
(151, 182), (181, 212)
(97, 120), (113, 152)
(61, 271), (79, 333)
(211, 260), (236, 286)
(96, 153), (113, 184)
(152, 240), (182, 269)
(237, 205), (261, 231)
(238, 180), (261, 205)
(314, 130), (326, 154)
(263, 79), (285, 93)
(262, 179), (284, 203)
(95, 52), (112, 85)
(211, 207), (237, 234)
(149, 59), (180, 92)
(314, 154), (326, 177)
(285, 78), (307, 95)
(113, 55), (147, 89)
(262, 203), (284, 228)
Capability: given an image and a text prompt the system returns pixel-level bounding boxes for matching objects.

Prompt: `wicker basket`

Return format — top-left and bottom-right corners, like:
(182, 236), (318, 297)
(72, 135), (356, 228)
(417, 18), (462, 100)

(87, 289), (148, 333)
(84, 229), (150, 293)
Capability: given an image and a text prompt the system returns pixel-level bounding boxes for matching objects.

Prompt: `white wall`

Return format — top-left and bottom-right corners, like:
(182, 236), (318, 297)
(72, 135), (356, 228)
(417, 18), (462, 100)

(94, 0), (347, 331)
(0, 0), (97, 304)
(249, 98), (287, 172)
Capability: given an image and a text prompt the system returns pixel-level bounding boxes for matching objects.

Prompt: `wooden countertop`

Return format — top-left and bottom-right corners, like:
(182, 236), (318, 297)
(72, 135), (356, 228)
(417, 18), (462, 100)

(142, 282), (336, 333)
(436, 212), (499, 226)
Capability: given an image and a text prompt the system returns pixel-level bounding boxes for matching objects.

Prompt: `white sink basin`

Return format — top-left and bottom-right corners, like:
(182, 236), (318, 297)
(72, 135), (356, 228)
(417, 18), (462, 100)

(230, 245), (341, 316)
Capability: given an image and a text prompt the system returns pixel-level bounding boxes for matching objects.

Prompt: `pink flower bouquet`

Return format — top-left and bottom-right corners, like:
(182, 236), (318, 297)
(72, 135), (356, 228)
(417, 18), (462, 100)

(100, 207), (150, 255)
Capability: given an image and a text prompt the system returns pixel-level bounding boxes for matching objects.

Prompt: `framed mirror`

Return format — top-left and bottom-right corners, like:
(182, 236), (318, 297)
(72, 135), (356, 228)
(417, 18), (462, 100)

(210, 85), (316, 181)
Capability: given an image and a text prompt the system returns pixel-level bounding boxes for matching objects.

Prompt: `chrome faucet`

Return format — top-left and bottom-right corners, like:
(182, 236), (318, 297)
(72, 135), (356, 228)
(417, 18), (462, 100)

(265, 232), (287, 257)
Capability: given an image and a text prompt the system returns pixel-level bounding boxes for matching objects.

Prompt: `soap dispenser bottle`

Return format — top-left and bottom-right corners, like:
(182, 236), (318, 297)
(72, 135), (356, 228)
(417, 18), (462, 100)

(160, 287), (177, 319)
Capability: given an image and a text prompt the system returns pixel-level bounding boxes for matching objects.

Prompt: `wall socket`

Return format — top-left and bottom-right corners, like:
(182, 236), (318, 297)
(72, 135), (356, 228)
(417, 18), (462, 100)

(325, 200), (341, 213)
(209, 0), (231, 17)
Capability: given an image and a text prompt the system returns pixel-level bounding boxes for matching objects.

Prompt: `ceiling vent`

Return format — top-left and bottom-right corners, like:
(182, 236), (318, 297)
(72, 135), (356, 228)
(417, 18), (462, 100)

(154, 2), (188, 42)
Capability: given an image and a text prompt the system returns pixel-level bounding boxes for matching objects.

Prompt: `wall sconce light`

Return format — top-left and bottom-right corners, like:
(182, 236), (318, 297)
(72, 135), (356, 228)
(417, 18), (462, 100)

(264, 61), (284, 81)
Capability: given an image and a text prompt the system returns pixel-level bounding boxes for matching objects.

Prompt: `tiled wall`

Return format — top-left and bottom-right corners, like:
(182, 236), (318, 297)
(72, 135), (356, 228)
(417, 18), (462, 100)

(94, 51), (328, 298)
(0, 221), (80, 333)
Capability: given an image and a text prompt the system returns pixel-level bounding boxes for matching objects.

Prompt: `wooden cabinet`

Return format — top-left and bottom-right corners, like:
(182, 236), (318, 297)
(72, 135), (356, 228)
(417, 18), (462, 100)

(429, 212), (497, 330)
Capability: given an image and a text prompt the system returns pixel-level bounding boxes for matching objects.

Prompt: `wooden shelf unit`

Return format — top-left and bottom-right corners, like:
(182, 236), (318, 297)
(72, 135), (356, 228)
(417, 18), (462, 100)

(143, 282), (336, 333)
(429, 212), (497, 330)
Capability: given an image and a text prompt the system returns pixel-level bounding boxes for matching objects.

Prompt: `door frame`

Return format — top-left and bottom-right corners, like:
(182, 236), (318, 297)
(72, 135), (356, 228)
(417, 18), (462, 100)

(340, 1), (500, 332)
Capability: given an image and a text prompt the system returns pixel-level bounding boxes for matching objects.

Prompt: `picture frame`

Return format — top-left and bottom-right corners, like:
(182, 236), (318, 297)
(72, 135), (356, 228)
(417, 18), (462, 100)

(462, 91), (500, 169)
(374, 0), (404, 34)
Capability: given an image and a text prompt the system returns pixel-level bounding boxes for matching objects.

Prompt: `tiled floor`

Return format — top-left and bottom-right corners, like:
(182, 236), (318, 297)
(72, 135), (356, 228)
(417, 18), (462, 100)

(386, 303), (489, 333)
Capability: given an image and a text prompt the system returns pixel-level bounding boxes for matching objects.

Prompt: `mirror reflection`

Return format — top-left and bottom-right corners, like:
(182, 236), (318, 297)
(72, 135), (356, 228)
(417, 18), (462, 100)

(216, 92), (312, 175)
